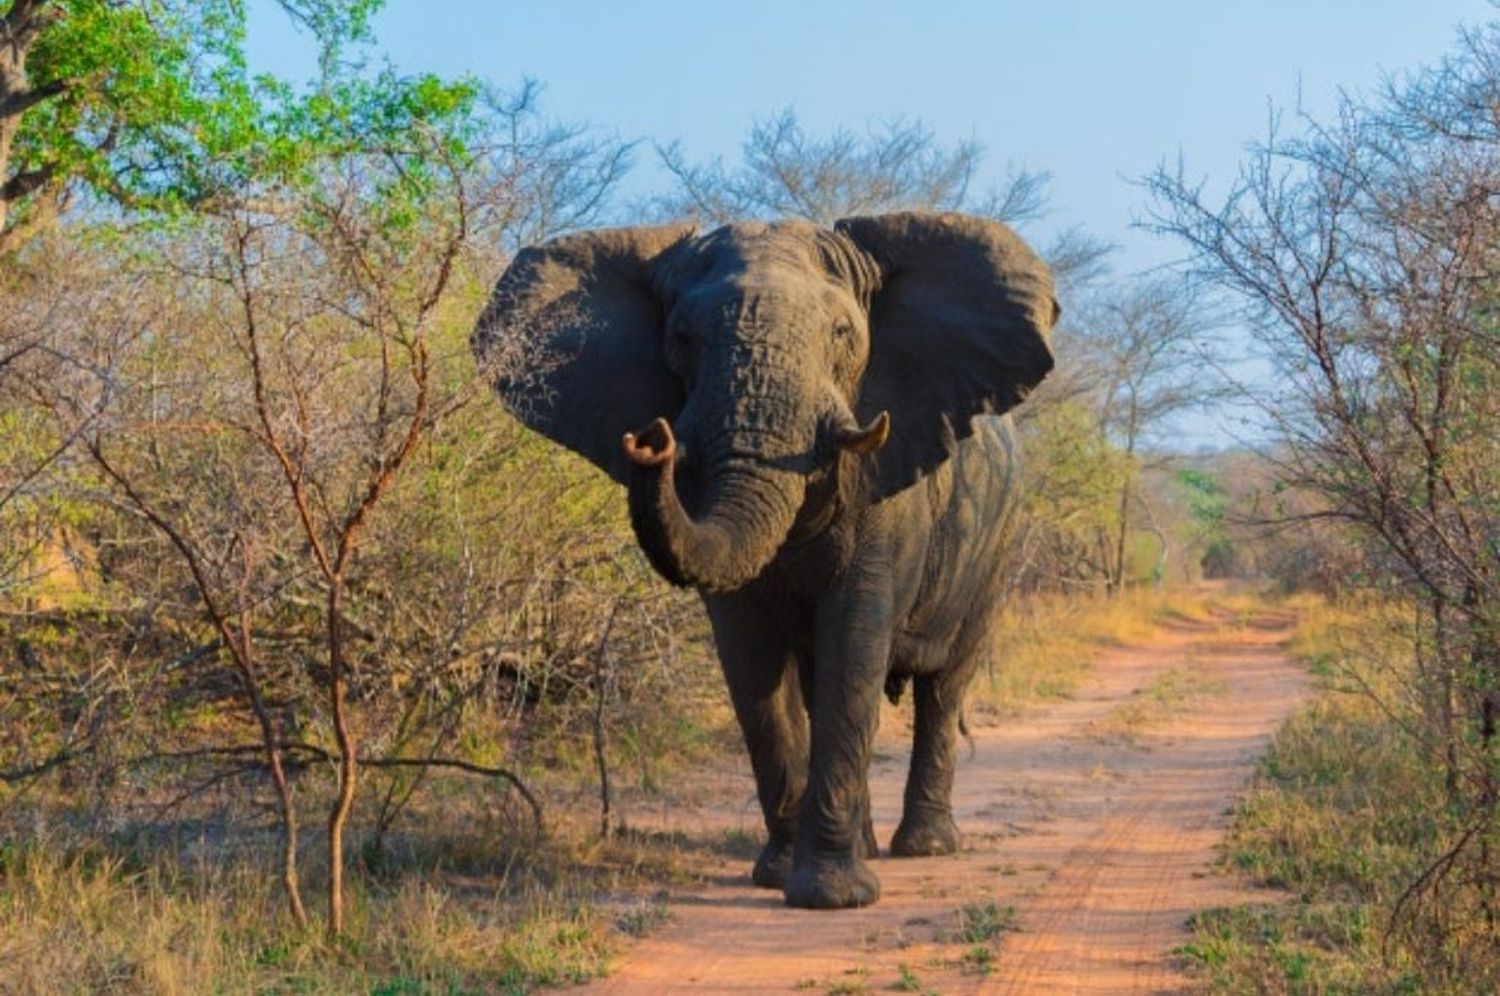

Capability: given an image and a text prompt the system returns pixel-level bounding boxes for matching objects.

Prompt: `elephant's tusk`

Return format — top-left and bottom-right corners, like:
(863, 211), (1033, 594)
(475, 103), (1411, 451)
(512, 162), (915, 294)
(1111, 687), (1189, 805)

(623, 417), (676, 467)
(836, 411), (891, 455)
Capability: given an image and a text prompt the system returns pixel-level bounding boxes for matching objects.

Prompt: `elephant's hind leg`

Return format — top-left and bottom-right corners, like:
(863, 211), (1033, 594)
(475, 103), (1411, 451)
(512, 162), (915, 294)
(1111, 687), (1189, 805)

(890, 644), (984, 857)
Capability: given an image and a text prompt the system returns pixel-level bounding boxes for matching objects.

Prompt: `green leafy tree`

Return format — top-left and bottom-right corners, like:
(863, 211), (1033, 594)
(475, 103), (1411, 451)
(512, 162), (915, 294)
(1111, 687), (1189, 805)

(0, 0), (467, 255)
(1011, 399), (1131, 590)
(1176, 468), (1235, 578)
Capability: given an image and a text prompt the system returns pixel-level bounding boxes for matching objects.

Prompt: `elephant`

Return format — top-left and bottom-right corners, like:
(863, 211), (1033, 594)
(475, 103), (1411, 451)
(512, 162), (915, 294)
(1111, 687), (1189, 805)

(471, 211), (1058, 909)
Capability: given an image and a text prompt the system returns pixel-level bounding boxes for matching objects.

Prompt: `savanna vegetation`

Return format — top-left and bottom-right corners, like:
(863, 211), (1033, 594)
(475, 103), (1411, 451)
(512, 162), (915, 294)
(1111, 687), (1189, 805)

(2, 1), (1497, 993)
(1149, 19), (1500, 994)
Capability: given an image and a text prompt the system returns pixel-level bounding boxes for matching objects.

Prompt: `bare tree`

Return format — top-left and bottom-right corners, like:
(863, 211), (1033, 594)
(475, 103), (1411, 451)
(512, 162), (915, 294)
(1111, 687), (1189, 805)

(1147, 23), (1500, 950)
(7, 89), (636, 936)
(655, 108), (1051, 228)
(1076, 277), (1219, 591)
(478, 80), (634, 250)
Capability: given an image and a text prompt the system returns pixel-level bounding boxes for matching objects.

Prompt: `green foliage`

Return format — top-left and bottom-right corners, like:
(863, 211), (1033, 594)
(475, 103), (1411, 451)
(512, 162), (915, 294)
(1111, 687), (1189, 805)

(1014, 398), (1132, 587)
(960, 945), (995, 974)
(1177, 469), (1226, 529)
(1026, 401), (1128, 527)
(891, 965), (925, 991)
(3, 1), (481, 249)
(1176, 468), (1237, 577)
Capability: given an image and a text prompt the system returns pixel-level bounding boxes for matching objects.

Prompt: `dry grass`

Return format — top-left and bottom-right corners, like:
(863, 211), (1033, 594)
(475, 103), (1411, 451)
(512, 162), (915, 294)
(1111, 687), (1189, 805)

(0, 820), (691, 994)
(0, 753), (738, 995)
(971, 585), (1238, 717)
(1084, 663), (1228, 744)
(0, 584), (1270, 993)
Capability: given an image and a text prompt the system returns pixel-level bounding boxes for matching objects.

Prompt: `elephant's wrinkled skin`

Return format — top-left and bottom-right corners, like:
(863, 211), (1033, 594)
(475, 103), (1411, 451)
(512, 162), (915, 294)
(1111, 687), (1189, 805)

(472, 212), (1058, 909)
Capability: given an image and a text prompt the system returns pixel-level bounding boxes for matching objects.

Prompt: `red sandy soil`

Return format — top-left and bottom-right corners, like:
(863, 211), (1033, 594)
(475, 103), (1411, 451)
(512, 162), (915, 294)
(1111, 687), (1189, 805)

(578, 606), (1306, 995)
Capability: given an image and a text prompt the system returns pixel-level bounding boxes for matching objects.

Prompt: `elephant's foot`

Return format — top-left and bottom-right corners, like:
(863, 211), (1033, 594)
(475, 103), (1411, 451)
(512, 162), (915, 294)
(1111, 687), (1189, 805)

(783, 855), (881, 909)
(751, 837), (793, 889)
(890, 811), (961, 857)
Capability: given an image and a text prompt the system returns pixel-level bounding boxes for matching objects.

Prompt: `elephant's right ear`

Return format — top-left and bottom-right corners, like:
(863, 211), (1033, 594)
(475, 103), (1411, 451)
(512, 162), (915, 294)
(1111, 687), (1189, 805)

(472, 224), (696, 484)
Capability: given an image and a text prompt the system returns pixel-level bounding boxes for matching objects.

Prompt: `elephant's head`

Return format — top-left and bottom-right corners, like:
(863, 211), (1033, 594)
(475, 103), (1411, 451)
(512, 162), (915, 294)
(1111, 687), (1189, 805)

(472, 212), (1057, 593)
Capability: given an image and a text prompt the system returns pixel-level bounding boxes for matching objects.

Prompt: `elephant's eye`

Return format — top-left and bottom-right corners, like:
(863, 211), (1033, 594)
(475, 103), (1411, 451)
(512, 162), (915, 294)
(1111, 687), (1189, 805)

(666, 319), (695, 369)
(833, 318), (854, 341)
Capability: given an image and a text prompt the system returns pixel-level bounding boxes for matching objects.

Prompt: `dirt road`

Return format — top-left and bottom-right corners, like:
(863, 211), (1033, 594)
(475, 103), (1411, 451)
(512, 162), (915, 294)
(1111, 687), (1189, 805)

(580, 608), (1306, 995)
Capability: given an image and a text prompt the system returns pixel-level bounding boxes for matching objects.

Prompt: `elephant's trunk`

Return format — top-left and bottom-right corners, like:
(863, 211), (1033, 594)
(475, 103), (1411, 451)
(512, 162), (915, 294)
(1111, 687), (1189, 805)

(624, 418), (806, 593)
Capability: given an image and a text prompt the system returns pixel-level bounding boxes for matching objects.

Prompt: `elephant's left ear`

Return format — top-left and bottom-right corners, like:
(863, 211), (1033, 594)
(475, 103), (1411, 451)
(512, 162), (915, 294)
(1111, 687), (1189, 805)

(835, 211), (1058, 498)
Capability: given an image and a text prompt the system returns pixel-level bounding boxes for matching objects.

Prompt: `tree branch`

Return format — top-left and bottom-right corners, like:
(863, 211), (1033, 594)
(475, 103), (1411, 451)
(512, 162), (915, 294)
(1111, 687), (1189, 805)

(0, 79), (64, 120)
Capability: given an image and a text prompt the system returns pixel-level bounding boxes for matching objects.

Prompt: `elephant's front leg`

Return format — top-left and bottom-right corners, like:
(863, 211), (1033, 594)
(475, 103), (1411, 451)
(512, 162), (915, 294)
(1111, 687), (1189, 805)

(784, 575), (892, 909)
(706, 597), (809, 890)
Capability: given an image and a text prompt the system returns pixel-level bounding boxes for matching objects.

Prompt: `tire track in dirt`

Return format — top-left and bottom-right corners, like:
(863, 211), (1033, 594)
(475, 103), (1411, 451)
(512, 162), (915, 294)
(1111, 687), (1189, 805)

(578, 607), (1306, 994)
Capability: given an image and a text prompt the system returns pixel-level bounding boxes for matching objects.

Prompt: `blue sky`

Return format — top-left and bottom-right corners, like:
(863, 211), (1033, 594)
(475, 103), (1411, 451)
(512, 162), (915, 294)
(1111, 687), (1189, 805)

(248, 1), (1494, 273)
(247, 2), (1494, 447)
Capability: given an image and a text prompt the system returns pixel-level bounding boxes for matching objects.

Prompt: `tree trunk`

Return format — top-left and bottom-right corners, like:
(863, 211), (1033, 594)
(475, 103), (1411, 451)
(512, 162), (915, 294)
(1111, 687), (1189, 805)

(591, 605), (620, 840)
(1, 41), (23, 238)
(1110, 480), (1131, 595)
(268, 742), (308, 928)
(326, 579), (357, 938)
(0, 2), (57, 248)
(1434, 595), (1461, 801)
